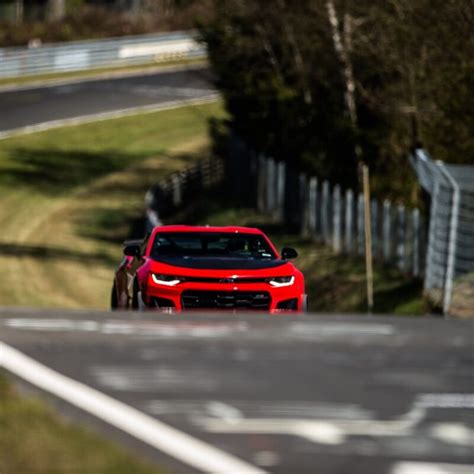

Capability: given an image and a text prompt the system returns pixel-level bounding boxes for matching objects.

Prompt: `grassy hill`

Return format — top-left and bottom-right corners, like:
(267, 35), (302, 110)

(0, 101), (224, 308)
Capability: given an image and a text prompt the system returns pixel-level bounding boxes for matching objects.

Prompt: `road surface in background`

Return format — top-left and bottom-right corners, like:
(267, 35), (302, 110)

(1, 309), (473, 474)
(0, 65), (215, 133)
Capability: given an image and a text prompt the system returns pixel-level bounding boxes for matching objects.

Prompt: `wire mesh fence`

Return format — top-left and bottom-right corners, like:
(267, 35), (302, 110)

(411, 149), (474, 316)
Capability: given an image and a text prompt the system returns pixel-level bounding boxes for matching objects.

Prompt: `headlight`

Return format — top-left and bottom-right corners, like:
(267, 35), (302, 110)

(266, 276), (295, 287)
(151, 274), (183, 286)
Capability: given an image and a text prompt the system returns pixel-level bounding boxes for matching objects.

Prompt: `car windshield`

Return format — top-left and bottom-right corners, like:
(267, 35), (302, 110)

(151, 232), (276, 260)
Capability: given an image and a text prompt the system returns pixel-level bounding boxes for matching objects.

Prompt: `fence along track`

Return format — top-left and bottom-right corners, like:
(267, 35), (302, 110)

(145, 156), (224, 231)
(0, 31), (205, 79)
(255, 149), (473, 316)
(411, 150), (474, 316)
(144, 136), (473, 317)
(256, 155), (427, 277)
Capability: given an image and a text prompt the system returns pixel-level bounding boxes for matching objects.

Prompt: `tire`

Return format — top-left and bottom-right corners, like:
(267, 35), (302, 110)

(301, 294), (309, 312)
(110, 281), (118, 310)
(131, 278), (139, 310)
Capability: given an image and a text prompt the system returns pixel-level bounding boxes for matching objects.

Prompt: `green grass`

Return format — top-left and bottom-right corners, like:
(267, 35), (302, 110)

(0, 100), (224, 308)
(0, 57), (207, 88)
(0, 101), (221, 194)
(0, 372), (167, 474)
(172, 193), (427, 315)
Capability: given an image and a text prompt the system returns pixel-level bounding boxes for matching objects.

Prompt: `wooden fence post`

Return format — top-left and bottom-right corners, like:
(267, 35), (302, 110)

(275, 161), (286, 222)
(332, 185), (342, 253)
(412, 208), (421, 277)
(397, 204), (406, 272)
(308, 177), (318, 237)
(382, 200), (392, 262)
(300, 174), (309, 236)
(371, 198), (379, 258)
(357, 193), (365, 256)
(321, 181), (330, 244)
(344, 188), (354, 254)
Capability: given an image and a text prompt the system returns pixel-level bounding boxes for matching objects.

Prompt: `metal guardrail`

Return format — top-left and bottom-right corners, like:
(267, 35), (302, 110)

(0, 31), (206, 78)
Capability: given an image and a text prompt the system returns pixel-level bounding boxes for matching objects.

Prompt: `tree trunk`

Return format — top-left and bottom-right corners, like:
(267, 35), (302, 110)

(326, 0), (357, 127)
(15, 0), (24, 25)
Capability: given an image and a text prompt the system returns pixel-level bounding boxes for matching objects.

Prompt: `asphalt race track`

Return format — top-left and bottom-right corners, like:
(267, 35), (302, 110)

(1, 309), (473, 474)
(0, 65), (215, 134)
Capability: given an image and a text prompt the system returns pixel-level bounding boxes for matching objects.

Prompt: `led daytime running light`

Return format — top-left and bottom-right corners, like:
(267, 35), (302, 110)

(267, 276), (295, 287)
(151, 274), (182, 286)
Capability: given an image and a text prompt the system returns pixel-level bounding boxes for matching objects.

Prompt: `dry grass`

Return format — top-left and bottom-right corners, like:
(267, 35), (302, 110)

(0, 372), (167, 474)
(0, 101), (224, 308)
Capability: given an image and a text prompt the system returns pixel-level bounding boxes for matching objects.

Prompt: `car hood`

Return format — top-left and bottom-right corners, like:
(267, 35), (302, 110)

(151, 256), (289, 271)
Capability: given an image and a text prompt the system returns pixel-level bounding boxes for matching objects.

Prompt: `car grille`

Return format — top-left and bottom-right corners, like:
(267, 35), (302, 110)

(181, 277), (268, 284)
(181, 291), (271, 310)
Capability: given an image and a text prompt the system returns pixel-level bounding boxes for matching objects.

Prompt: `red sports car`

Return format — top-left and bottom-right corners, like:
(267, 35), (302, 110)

(111, 225), (306, 312)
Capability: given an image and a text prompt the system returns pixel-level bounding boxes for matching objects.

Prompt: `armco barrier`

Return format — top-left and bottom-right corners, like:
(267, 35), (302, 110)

(0, 31), (206, 78)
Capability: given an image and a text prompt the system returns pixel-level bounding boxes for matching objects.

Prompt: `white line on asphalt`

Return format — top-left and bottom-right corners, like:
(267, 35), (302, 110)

(391, 462), (474, 474)
(197, 418), (345, 445)
(0, 341), (266, 474)
(3, 318), (248, 337)
(206, 401), (243, 422)
(4, 318), (100, 331)
(0, 95), (218, 140)
(289, 322), (395, 339)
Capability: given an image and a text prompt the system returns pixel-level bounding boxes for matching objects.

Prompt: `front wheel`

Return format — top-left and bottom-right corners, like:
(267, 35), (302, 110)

(131, 278), (147, 311)
(111, 281), (118, 310)
(131, 278), (140, 310)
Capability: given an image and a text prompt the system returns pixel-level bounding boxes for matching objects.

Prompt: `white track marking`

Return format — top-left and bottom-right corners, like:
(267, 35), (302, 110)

(0, 95), (218, 140)
(290, 322), (395, 337)
(253, 451), (280, 468)
(4, 318), (100, 331)
(3, 318), (248, 338)
(391, 462), (474, 474)
(430, 423), (474, 447)
(196, 418), (345, 445)
(0, 341), (266, 474)
(206, 401), (243, 422)
(90, 366), (219, 392)
(195, 393), (474, 446)
(145, 399), (373, 420)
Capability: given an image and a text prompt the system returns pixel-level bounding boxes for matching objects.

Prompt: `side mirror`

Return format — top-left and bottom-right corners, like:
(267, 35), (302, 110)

(281, 247), (298, 259)
(123, 245), (141, 258)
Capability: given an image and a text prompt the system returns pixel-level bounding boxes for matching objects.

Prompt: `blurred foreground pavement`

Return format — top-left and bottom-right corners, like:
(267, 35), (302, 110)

(0, 309), (473, 474)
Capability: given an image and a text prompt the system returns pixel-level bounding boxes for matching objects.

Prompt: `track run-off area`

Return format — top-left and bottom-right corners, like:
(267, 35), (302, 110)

(1, 309), (473, 474)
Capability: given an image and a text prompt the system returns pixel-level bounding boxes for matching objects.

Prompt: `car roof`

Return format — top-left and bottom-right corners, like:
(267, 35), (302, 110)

(151, 225), (265, 235)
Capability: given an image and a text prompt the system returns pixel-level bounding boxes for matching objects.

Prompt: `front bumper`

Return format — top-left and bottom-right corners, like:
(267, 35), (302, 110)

(144, 279), (305, 312)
